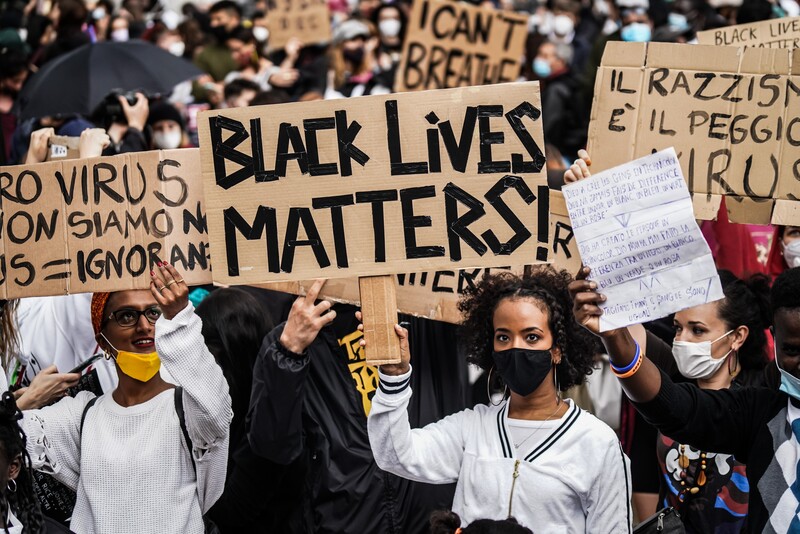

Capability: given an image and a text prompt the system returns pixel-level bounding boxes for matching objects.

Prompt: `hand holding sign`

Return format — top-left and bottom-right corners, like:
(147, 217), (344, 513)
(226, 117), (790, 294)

(150, 262), (189, 320)
(355, 311), (410, 376)
(568, 266), (605, 336)
(279, 279), (336, 355)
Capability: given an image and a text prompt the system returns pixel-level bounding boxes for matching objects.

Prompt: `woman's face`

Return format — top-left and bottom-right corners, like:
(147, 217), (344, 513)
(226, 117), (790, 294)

(0, 450), (21, 491)
(492, 297), (556, 356)
(674, 301), (735, 359)
(227, 38), (255, 67)
(783, 226), (800, 246)
(99, 290), (159, 355)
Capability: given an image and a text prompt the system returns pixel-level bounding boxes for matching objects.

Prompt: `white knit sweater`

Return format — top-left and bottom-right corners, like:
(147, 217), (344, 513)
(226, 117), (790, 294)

(22, 303), (232, 534)
(368, 367), (633, 533)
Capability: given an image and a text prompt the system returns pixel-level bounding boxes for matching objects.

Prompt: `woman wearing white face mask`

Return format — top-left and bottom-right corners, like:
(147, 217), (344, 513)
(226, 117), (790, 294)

(371, 3), (407, 73)
(147, 102), (187, 150)
(767, 225), (800, 278)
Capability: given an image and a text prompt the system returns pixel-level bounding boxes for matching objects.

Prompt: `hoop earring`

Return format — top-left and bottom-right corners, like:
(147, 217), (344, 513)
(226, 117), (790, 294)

(487, 366), (507, 407)
(7, 479), (16, 493)
(554, 363), (562, 405)
(728, 349), (739, 376)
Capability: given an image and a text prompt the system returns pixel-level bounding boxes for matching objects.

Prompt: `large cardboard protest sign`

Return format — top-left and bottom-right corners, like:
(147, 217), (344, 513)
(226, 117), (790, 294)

(697, 17), (800, 48)
(395, 0), (528, 92)
(258, 191), (581, 324)
(587, 42), (800, 225)
(0, 148), (211, 298)
(198, 83), (550, 286)
(267, 0), (331, 51)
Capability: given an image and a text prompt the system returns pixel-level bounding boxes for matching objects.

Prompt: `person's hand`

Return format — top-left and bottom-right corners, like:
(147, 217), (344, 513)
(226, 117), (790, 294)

(279, 279), (336, 354)
(15, 365), (80, 410)
(120, 92), (149, 131)
(150, 262), (189, 320)
(79, 128), (110, 158)
(355, 311), (411, 376)
(568, 266), (606, 337)
(564, 149), (592, 183)
(269, 68), (300, 88)
(25, 127), (55, 164)
(284, 37), (303, 61)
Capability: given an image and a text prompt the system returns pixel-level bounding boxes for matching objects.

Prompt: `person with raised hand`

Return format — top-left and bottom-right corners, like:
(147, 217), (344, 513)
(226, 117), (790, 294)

(364, 267), (632, 532)
(19, 262), (232, 534)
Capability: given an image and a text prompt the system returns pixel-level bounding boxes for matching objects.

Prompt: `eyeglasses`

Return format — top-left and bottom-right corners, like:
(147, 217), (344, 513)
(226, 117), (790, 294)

(107, 307), (162, 328)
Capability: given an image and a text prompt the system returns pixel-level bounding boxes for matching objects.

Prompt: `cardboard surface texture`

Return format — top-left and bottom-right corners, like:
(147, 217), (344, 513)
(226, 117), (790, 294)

(46, 136), (80, 161)
(0, 148), (211, 298)
(359, 275), (402, 364)
(697, 17), (800, 49)
(267, 0), (331, 51)
(587, 41), (800, 225)
(395, 0), (528, 92)
(198, 82), (551, 286)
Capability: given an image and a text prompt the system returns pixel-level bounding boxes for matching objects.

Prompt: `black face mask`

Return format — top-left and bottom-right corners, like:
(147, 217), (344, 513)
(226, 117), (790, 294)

(209, 25), (230, 42)
(343, 47), (365, 65)
(492, 347), (554, 397)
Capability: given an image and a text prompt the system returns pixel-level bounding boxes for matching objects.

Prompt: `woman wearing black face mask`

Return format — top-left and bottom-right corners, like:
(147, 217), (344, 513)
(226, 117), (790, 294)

(327, 19), (392, 97)
(363, 267), (632, 532)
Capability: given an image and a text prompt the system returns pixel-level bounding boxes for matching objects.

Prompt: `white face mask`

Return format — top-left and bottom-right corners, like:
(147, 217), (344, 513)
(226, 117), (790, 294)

(153, 130), (182, 149)
(782, 240), (800, 268)
(553, 14), (575, 36)
(379, 19), (401, 38)
(111, 28), (129, 42)
(672, 330), (734, 380)
(252, 25), (270, 43)
(168, 40), (185, 57)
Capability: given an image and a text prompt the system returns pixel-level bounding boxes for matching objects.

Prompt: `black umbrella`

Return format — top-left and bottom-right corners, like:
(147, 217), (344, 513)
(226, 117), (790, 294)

(17, 40), (203, 120)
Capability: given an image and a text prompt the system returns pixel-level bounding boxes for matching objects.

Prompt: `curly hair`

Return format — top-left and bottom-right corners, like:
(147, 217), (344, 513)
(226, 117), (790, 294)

(0, 392), (43, 534)
(716, 270), (771, 371)
(458, 266), (599, 391)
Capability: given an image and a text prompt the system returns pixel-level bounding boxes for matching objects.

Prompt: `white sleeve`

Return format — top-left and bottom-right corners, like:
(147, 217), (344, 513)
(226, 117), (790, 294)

(585, 438), (633, 533)
(155, 303), (233, 452)
(367, 367), (469, 485)
(22, 391), (96, 491)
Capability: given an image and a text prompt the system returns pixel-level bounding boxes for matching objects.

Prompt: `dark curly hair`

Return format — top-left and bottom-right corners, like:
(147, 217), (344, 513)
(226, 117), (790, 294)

(716, 270), (771, 371)
(457, 266), (599, 391)
(0, 392), (43, 534)
(429, 510), (533, 534)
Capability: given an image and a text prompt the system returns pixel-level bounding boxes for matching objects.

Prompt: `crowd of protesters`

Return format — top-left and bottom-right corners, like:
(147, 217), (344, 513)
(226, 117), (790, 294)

(0, 0), (799, 532)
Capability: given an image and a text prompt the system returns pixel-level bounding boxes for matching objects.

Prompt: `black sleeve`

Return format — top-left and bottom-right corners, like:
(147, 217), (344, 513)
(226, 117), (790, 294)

(246, 323), (310, 465)
(633, 368), (776, 463)
(644, 330), (679, 379)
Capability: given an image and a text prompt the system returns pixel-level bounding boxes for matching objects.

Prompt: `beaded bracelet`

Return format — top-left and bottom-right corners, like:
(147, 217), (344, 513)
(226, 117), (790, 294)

(610, 341), (643, 379)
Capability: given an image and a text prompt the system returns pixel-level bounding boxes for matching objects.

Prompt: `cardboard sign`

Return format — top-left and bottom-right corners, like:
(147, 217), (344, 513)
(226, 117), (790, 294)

(697, 17), (800, 49)
(267, 0), (331, 51)
(199, 83), (550, 286)
(395, 0), (528, 92)
(0, 148), (211, 298)
(562, 148), (723, 331)
(46, 135), (80, 161)
(257, 189), (582, 324)
(587, 41), (800, 225)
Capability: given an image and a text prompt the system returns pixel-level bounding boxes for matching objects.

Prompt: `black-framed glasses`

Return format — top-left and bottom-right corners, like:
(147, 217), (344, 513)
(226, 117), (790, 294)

(107, 307), (162, 328)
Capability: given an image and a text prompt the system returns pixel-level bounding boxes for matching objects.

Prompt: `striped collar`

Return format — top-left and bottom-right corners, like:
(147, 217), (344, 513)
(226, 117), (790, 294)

(496, 400), (581, 461)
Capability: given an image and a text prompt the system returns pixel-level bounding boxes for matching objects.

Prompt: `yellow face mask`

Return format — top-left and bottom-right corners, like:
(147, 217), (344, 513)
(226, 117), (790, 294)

(100, 334), (161, 382)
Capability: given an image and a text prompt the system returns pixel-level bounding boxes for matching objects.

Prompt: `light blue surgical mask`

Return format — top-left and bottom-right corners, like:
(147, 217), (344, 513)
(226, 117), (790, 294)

(621, 22), (651, 42)
(533, 58), (552, 78)
(777, 344), (800, 400)
(668, 12), (690, 32)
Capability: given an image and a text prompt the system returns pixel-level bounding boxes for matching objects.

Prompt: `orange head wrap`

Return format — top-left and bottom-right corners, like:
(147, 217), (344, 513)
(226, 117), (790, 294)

(91, 292), (112, 336)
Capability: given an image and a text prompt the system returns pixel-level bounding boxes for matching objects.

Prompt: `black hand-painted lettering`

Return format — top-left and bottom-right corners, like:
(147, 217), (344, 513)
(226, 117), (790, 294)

(335, 110), (369, 177)
(399, 186), (446, 259)
(209, 116), (254, 189)
(304, 118), (338, 176)
(274, 123), (309, 177)
(312, 194), (354, 268)
(438, 106), (477, 173)
(386, 100), (428, 175)
(481, 175), (534, 255)
(355, 190), (398, 262)
(281, 207), (331, 272)
(155, 159), (188, 207)
(223, 206), (279, 276)
(443, 182), (487, 261)
(477, 105), (510, 174)
(505, 101), (546, 173)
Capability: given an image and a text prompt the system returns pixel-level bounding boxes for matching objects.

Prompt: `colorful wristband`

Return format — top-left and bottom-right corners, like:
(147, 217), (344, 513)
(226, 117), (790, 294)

(609, 341), (641, 374)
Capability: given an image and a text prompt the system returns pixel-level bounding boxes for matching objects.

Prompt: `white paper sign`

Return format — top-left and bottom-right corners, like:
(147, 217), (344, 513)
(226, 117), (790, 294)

(562, 148), (723, 331)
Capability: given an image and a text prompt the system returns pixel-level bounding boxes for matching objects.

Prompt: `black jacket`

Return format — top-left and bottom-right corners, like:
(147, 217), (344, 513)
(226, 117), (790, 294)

(247, 300), (466, 534)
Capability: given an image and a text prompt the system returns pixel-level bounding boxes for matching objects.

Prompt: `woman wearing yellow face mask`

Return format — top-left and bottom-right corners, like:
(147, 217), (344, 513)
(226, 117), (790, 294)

(19, 262), (232, 534)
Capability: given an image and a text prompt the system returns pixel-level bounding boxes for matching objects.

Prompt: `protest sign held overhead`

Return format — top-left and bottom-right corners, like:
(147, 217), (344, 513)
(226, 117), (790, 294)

(198, 82), (550, 286)
(0, 148), (211, 298)
(395, 0), (528, 92)
(267, 0), (332, 51)
(562, 148), (723, 331)
(587, 41), (800, 225)
(697, 17), (800, 49)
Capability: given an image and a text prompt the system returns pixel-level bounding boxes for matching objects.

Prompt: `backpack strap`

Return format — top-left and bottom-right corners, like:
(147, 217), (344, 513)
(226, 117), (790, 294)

(174, 386), (197, 475)
(79, 396), (99, 436)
